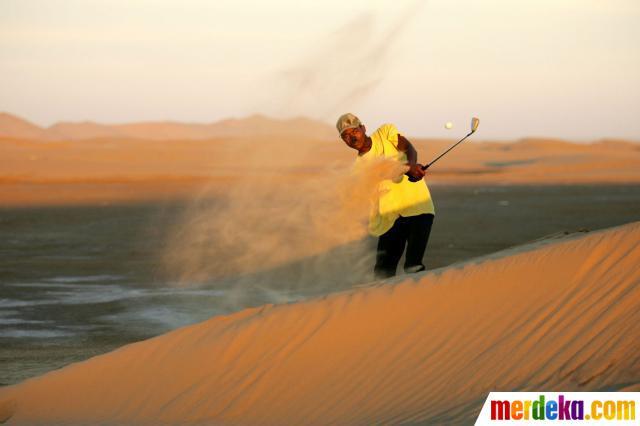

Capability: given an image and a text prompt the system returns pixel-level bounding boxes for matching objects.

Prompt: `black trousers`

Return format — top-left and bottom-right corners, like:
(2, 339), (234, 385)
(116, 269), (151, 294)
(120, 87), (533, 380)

(374, 213), (434, 279)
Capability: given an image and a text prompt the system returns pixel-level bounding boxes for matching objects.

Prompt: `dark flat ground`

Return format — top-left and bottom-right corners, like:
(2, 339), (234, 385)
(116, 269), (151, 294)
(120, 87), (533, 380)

(426, 184), (640, 269)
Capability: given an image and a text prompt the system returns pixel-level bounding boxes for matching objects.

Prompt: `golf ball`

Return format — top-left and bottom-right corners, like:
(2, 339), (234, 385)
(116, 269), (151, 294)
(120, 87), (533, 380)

(445, 122), (453, 130)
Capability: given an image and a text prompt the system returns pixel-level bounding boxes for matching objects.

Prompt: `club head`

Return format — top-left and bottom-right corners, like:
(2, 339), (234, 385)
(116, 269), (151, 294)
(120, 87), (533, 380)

(471, 117), (480, 133)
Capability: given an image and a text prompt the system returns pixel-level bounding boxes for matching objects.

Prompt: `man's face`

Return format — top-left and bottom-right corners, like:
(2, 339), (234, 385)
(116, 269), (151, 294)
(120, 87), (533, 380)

(341, 125), (366, 151)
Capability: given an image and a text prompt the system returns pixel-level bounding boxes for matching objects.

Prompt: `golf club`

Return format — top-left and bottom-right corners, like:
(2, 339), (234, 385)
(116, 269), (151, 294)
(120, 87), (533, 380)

(408, 117), (479, 182)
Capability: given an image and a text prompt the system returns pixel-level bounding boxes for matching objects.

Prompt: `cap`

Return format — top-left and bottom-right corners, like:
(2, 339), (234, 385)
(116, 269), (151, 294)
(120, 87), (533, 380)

(336, 113), (362, 135)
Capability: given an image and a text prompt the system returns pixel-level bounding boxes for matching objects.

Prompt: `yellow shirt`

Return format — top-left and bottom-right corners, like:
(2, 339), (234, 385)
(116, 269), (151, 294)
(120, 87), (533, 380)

(356, 123), (435, 237)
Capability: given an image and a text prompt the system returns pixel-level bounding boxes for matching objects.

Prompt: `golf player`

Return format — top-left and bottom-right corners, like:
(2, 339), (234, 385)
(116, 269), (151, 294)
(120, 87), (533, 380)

(337, 113), (435, 279)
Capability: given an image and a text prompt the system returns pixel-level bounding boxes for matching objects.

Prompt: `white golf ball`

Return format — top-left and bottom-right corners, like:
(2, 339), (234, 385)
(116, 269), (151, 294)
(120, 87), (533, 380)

(445, 122), (453, 130)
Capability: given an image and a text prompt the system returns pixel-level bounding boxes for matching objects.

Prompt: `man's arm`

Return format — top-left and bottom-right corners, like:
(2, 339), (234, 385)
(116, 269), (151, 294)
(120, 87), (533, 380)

(397, 134), (426, 180)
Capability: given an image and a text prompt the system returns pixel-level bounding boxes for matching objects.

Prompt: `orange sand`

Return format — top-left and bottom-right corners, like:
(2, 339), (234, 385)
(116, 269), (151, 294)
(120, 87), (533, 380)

(1, 112), (640, 206)
(1, 222), (638, 424)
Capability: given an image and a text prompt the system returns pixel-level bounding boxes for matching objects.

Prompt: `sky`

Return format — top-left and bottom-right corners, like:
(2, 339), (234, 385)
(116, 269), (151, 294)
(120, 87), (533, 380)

(1, 0), (639, 140)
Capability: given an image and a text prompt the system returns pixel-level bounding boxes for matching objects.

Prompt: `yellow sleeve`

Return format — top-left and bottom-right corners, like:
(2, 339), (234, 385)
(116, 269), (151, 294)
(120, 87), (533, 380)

(380, 123), (399, 149)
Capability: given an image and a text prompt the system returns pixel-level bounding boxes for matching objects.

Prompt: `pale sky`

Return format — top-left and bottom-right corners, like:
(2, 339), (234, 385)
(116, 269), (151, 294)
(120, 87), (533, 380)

(1, 0), (639, 140)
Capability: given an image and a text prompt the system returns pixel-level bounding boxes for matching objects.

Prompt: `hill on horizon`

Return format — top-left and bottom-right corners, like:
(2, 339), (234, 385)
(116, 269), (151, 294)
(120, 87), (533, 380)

(0, 112), (336, 141)
(2, 112), (639, 145)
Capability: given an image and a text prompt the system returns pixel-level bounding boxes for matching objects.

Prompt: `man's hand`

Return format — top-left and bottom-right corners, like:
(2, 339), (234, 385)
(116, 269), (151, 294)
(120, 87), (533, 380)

(406, 163), (426, 182)
(397, 134), (425, 182)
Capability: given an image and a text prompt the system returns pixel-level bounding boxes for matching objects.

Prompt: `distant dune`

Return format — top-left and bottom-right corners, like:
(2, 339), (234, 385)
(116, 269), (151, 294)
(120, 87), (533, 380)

(0, 113), (53, 140)
(0, 112), (336, 141)
(413, 137), (640, 184)
(1, 112), (640, 206)
(1, 222), (638, 424)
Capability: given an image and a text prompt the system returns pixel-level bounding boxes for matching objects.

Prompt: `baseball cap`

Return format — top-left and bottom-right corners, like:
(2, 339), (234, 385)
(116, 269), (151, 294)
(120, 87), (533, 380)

(336, 113), (362, 135)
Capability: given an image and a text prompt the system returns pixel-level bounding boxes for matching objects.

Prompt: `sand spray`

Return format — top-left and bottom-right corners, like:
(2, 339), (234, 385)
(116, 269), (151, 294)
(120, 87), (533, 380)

(163, 156), (407, 308)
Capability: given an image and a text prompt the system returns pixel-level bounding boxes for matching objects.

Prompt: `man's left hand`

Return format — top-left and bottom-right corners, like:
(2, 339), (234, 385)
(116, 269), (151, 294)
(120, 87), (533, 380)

(406, 163), (426, 181)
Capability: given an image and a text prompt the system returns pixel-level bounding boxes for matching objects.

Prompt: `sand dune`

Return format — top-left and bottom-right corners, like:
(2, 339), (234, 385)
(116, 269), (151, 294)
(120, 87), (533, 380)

(0, 113), (53, 141)
(413, 137), (640, 184)
(1, 222), (638, 424)
(1, 112), (640, 206)
(0, 112), (336, 141)
(1, 134), (640, 207)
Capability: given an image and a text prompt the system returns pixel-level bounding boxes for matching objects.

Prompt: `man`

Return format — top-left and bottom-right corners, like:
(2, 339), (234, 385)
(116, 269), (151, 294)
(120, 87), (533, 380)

(337, 113), (435, 279)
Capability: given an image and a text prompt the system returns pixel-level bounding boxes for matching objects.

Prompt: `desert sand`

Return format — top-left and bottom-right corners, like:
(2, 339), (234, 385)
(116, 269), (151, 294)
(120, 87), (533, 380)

(1, 221), (638, 424)
(1, 112), (639, 206)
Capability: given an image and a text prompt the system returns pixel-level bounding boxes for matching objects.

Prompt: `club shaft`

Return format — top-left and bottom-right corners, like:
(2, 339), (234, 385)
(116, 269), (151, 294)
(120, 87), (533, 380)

(423, 131), (473, 170)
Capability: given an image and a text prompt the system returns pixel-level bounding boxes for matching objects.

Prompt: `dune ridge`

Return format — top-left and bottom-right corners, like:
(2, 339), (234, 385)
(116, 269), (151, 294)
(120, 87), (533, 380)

(1, 222), (638, 424)
(0, 112), (336, 141)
